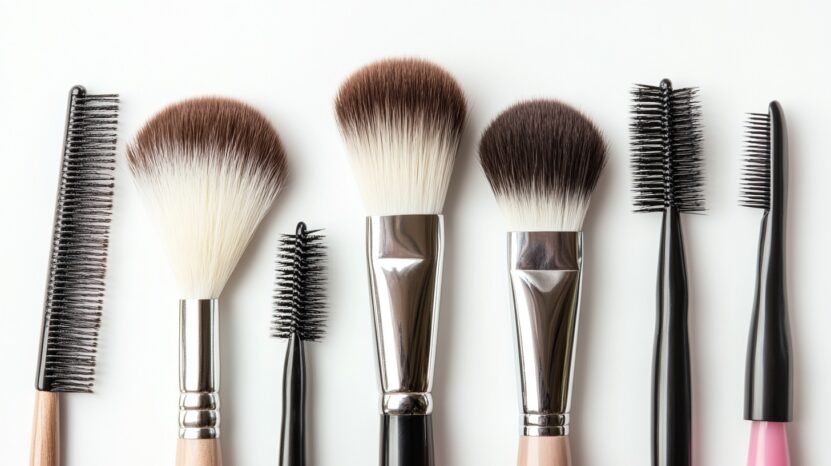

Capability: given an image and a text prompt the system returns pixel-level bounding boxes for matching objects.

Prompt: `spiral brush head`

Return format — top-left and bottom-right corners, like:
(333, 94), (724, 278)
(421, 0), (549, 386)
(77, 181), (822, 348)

(740, 111), (772, 210)
(128, 97), (287, 298)
(335, 57), (467, 215)
(630, 78), (705, 213)
(479, 99), (607, 231)
(272, 222), (326, 341)
(36, 86), (119, 393)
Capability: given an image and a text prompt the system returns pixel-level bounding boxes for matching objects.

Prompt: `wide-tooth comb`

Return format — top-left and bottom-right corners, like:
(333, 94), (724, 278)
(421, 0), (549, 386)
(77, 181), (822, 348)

(630, 78), (705, 213)
(36, 86), (119, 393)
(740, 112), (772, 210)
(272, 222), (326, 342)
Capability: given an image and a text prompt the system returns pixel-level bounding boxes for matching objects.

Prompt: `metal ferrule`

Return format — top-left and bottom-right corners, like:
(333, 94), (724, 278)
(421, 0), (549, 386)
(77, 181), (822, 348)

(179, 299), (220, 439)
(508, 231), (583, 436)
(367, 215), (443, 416)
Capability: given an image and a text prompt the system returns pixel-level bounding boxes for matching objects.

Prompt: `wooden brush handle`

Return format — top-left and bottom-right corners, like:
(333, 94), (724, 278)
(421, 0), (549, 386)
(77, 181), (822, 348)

(517, 436), (571, 466)
(176, 438), (222, 466)
(30, 390), (59, 466)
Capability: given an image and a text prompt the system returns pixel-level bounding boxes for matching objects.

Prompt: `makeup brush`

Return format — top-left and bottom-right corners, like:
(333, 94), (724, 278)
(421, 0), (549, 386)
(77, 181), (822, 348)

(31, 85), (118, 466)
(741, 102), (792, 466)
(335, 57), (466, 466)
(128, 97), (287, 466)
(272, 222), (326, 466)
(479, 99), (607, 466)
(630, 78), (704, 466)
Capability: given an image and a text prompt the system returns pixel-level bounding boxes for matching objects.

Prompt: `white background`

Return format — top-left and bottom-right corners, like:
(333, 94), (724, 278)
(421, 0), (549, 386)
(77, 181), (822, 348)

(1, 1), (829, 465)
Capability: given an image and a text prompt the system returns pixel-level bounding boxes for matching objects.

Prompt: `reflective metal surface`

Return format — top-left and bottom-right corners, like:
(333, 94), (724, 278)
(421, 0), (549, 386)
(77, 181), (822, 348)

(508, 231), (583, 436)
(179, 299), (220, 439)
(367, 215), (443, 416)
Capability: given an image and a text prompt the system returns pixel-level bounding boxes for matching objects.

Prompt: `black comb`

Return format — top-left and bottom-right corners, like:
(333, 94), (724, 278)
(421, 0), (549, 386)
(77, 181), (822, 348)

(272, 222), (326, 341)
(631, 78), (705, 213)
(35, 86), (119, 393)
(740, 111), (773, 210)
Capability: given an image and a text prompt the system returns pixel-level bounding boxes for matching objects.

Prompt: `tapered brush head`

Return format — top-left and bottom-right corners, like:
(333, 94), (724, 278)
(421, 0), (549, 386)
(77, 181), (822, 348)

(630, 78), (705, 213)
(740, 110), (773, 210)
(128, 97), (287, 298)
(37, 86), (118, 393)
(335, 58), (467, 215)
(272, 222), (326, 341)
(479, 100), (607, 231)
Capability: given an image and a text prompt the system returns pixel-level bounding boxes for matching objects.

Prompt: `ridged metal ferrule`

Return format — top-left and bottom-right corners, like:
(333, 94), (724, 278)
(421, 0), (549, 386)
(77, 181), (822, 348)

(508, 231), (583, 436)
(367, 215), (443, 416)
(179, 299), (220, 439)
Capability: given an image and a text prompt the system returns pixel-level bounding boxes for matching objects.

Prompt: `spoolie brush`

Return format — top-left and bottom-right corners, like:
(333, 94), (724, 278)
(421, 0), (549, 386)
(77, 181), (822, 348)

(335, 57), (466, 466)
(128, 97), (287, 466)
(479, 99), (606, 466)
(740, 102), (793, 466)
(630, 78), (704, 466)
(272, 222), (326, 466)
(31, 85), (118, 466)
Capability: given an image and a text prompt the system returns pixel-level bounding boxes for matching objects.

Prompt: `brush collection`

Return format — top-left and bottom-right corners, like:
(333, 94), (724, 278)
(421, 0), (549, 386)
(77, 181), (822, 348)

(24, 63), (796, 466)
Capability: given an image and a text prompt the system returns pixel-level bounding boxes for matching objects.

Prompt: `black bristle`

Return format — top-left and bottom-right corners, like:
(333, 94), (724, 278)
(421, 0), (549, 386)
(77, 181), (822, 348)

(630, 79), (705, 213)
(740, 112), (772, 210)
(36, 86), (118, 393)
(272, 222), (327, 341)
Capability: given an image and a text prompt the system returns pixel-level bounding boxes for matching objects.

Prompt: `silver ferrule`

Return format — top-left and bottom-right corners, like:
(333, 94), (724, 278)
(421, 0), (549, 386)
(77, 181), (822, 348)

(509, 231), (583, 436)
(179, 299), (220, 439)
(367, 215), (443, 416)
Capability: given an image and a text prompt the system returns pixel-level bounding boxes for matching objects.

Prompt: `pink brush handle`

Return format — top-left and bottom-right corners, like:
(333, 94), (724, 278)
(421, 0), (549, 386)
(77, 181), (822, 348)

(748, 421), (790, 466)
(517, 436), (571, 466)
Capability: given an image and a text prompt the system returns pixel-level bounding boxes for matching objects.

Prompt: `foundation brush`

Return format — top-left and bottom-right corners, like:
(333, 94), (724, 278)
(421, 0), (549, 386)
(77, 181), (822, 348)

(479, 100), (607, 466)
(273, 222), (326, 466)
(335, 58), (467, 466)
(630, 78), (704, 466)
(31, 85), (118, 466)
(741, 102), (792, 466)
(128, 97), (287, 466)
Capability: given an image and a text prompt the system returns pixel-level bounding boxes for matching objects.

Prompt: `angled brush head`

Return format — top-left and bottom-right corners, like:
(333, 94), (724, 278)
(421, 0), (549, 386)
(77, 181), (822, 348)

(128, 97), (287, 298)
(630, 79), (705, 213)
(37, 86), (119, 393)
(335, 58), (467, 215)
(741, 111), (772, 210)
(272, 222), (326, 341)
(479, 99), (607, 231)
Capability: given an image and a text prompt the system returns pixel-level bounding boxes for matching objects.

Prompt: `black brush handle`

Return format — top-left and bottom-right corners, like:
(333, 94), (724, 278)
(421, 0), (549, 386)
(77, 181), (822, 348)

(381, 414), (434, 466)
(280, 334), (305, 466)
(652, 207), (692, 466)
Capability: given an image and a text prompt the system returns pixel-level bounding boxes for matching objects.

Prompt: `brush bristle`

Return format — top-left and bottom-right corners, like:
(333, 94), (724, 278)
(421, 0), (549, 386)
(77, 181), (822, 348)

(272, 222), (326, 341)
(38, 87), (118, 393)
(630, 79), (705, 213)
(128, 97), (287, 298)
(335, 58), (467, 215)
(740, 112), (771, 210)
(479, 100), (607, 231)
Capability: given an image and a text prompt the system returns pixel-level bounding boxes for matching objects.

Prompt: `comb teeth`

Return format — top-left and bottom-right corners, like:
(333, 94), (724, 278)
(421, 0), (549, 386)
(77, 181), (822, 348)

(272, 222), (327, 341)
(740, 112), (772, 210)
(37, 86), (118, 393)
(630, 79), (705, 213)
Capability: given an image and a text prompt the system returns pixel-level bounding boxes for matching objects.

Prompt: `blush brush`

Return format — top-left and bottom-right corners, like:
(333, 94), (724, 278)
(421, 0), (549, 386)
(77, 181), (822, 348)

(741, 102), (792, 466)
(630, 78), (704, 466)
(335, 57), (467, 466)
(273, 222), (326, 466)
(479, 100), (607, 466)
(128, 97), (287, 466)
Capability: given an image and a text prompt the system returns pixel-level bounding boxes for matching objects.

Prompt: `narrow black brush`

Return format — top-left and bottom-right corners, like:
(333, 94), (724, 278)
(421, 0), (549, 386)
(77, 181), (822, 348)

(741, 102), (792, 465)
(630, 78), (703, 466)
(32, 85), (118, 465)
(273, 222), (326, 466)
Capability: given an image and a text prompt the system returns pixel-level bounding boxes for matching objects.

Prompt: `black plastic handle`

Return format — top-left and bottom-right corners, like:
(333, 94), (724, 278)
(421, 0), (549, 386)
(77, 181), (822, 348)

(280, 334), (305, 466)
(651, 208), (692, 466)
(381, 414), (434, 466)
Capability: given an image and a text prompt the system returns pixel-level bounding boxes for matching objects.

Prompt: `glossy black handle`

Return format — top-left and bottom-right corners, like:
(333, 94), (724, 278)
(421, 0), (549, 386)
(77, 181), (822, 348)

(381, 414), (434, 466)
(652, 208), (692, 466)
(280, 334), (305, 466)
